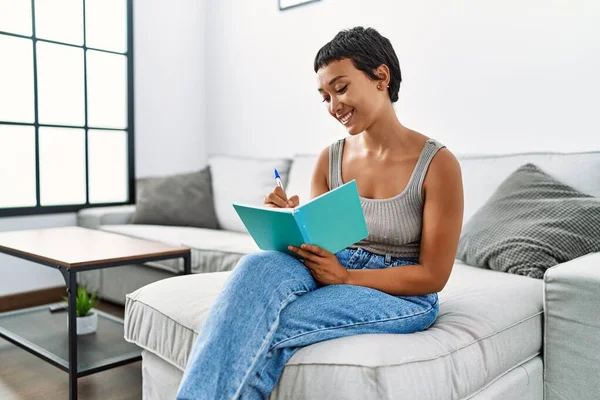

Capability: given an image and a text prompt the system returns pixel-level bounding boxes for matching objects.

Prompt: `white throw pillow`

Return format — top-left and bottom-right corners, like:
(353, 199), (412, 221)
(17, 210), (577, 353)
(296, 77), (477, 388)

(285, 154), (319, 206)
(209, 155), (292, 232)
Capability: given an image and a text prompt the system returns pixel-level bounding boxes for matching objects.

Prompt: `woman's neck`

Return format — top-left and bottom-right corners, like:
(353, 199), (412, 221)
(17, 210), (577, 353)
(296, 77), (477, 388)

(359, 105), (412, 157)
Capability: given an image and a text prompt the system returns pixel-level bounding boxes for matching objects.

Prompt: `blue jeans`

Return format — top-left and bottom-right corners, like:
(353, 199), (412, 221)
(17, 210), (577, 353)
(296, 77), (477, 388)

(176, 247), (439, 400)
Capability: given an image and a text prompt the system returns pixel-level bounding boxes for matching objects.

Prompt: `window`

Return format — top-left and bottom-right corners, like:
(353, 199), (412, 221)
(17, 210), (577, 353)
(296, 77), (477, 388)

(0, 0), (134, 217)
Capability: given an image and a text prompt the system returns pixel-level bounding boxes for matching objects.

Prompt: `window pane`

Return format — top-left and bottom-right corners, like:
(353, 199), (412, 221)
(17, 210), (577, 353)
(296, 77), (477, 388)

(35, 0), (83, 45)
(37, 42), (84, 126)
(0, 0), (32, 36)
(0, 35), (34, 123)
(85, 0), (127, 53)
(87, 50), (127, 129)
(39, 127), (86, 206)
(0, 125), (36, 208)
(88, 129), (128, 203)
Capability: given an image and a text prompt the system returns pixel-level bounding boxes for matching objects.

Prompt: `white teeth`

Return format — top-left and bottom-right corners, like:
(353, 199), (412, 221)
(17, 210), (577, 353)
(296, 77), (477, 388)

(340, 110), (353, 125)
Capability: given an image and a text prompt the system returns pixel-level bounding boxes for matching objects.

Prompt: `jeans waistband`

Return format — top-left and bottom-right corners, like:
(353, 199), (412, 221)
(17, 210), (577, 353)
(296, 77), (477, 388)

(347, 247), (419, 265)
(346, 247), (419, 265)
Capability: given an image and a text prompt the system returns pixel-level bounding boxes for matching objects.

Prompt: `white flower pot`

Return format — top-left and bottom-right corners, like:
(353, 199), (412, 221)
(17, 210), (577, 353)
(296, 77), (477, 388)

(76, 311), (98, 335)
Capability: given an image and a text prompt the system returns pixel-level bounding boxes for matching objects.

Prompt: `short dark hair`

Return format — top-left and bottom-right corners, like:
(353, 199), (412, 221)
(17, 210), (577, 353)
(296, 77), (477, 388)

(314, 27), (401, 103)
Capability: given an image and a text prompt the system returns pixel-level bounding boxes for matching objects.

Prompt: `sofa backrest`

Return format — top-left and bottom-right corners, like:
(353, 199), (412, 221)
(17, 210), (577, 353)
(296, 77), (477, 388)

(285, 154), (319, 206)
(208, 155), (292, 232)
(283, 151), (600, 227)
(457, 151), (600, 224)
(208, 149), (600, 231)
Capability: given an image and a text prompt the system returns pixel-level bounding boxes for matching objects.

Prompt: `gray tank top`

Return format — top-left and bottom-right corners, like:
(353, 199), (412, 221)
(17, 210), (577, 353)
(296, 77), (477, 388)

(329, 137), (446, 258)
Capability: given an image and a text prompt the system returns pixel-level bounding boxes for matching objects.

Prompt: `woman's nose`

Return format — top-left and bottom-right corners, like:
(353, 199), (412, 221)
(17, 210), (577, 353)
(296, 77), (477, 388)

(329, 97), (342, 115)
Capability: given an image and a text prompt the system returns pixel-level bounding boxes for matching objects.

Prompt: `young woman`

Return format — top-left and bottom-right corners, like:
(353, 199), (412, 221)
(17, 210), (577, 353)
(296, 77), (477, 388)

(177, 26), (464, 400)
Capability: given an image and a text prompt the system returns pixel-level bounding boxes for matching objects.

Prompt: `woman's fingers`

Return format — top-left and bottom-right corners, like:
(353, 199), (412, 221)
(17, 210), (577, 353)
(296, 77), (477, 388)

(265, 193), (287, 208)
(264, 186), (290, 208)
(299, 244), (326, 257)
(262, 186), (302, 209)
(274, 186), (288, 202)
(287, 195), (300, 208)
(302, 259), (320, 273)
(288, 245), (321, 262)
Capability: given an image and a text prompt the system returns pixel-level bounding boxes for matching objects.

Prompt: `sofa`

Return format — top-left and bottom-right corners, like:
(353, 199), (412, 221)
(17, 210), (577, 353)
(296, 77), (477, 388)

(76, 149), (600, 399)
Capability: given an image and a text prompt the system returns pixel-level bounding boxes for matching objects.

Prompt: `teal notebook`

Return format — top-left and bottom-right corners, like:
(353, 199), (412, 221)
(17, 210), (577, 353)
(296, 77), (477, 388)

(233, 180), (368, 257)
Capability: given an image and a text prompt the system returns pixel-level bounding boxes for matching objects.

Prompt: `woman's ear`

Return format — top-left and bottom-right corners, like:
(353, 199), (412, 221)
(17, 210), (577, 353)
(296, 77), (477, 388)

(375, 64), (391, 88)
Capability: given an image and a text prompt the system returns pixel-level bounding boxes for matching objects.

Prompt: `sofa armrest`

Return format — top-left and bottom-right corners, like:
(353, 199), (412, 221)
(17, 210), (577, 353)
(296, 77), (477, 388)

(77, 204), (137, 229)
(543, 251), (600, 400)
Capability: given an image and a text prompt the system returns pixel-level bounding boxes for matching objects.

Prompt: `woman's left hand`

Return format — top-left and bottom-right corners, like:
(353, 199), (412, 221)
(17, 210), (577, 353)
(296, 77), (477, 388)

(288, 244), (349, 286)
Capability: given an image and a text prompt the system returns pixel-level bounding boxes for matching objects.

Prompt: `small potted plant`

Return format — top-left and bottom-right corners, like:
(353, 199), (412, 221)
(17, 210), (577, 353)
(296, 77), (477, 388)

(63, 285), (99, 335)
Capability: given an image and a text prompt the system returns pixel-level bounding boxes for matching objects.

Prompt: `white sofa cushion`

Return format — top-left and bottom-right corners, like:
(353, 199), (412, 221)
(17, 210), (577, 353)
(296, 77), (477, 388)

(285, 154), (319, 205)
(100, 224), (258, 274)
(208, 155), (291, 232)
(124, 261), (543, 399)
(458, 151), (600, 225)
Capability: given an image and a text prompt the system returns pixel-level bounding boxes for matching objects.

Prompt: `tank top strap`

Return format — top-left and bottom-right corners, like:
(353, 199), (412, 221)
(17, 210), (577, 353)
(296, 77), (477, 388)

(328, 138), (344, 190)
(412, 138), (446, 199)
(329, 137), (445, 195)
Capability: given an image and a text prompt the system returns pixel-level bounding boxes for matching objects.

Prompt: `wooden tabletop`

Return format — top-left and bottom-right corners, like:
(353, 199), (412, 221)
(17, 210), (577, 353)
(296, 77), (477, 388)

(0, 226), (190, 268)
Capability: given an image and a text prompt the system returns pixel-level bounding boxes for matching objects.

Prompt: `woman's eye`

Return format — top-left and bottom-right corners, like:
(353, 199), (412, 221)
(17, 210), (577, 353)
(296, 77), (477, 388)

(321, 84), (347, 103)
(336, 85), (348, 94)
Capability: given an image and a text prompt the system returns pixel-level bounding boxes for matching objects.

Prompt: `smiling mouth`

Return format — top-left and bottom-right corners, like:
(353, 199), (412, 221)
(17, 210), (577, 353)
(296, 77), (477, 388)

(339, 110), (354, 125)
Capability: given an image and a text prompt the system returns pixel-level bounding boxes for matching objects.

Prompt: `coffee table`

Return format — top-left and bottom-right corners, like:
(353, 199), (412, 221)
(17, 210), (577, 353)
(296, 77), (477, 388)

(0, 226), (191, 400)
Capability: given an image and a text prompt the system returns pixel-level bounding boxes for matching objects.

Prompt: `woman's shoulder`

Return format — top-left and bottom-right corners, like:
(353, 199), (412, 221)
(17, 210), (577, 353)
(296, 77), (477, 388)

(316, 138), (345, 169)
(427, 141), (458, 169)
(314, 138), (347, 192)
(410, 130), (451, 163)
(422, 145), (462, 200)
(328, 137), (345, 149)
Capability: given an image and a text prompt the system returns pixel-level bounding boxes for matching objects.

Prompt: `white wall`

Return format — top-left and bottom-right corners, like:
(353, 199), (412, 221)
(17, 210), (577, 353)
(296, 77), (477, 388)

(0, 0), (207, 296)
(134, 0), (207, 177)
(206, 0), (600, 158)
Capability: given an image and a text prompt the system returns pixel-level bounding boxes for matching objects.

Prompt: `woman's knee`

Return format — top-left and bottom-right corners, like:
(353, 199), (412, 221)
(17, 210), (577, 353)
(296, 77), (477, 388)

(235, 251), (313, 283)
(237, 251), (294, 272)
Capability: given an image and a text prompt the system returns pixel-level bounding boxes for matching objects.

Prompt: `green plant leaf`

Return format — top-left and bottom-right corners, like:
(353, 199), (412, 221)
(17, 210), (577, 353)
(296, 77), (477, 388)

(66, 285), (100, 317)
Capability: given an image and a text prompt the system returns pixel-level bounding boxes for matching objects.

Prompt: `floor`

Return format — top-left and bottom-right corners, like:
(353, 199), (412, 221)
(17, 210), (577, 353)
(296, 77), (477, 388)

(0, 301), (142, 400)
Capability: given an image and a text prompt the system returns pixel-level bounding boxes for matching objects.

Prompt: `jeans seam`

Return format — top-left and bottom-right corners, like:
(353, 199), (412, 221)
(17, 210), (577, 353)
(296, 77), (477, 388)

(363, 252), (373, 267)
(231, 288), (308, 400)
(346, 249), (360, 269)
(268, 304), (437, 352)
(423, 296), (439, 329)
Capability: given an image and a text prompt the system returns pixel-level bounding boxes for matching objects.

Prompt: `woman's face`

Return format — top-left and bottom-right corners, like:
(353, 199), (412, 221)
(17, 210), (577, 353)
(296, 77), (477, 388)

(317, 58), (387, 135)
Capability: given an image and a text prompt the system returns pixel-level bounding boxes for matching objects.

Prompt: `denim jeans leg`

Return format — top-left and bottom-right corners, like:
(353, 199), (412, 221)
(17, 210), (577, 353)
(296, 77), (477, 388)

(240, 283), (439, 399)
(175, 251), (318, 400)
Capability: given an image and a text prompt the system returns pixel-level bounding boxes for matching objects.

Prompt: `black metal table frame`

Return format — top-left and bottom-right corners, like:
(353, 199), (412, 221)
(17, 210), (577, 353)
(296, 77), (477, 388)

(0, 247), (191, 400)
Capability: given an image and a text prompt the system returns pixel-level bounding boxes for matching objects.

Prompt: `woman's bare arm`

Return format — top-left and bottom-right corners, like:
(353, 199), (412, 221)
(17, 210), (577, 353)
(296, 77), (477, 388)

(346, 148), (464, 295)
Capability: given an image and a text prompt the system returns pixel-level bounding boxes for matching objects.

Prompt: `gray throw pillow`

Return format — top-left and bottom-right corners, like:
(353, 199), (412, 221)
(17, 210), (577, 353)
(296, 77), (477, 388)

(132, 167), (220, 229)
(457, 163), (600, 279)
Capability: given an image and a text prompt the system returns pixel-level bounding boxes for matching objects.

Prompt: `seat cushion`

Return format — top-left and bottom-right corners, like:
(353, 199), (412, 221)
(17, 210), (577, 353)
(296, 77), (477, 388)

(124, 260), (543, 399)
(100, 224), (258, 274)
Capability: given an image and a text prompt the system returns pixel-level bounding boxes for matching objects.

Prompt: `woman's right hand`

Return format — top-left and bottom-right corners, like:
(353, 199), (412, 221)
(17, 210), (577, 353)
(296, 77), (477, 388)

(264, 186), (300, 208)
